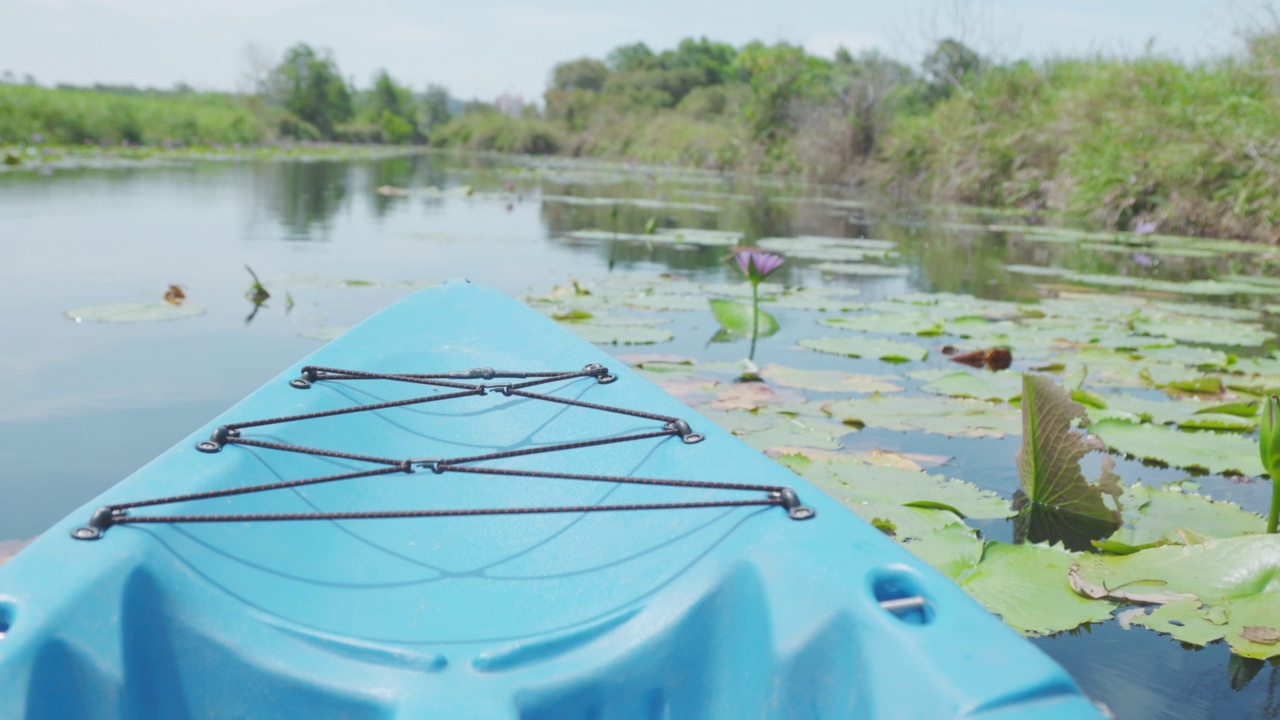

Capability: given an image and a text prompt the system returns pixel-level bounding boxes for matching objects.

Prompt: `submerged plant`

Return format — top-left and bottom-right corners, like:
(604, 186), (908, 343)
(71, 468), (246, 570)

(1262, 395), (1280, 533)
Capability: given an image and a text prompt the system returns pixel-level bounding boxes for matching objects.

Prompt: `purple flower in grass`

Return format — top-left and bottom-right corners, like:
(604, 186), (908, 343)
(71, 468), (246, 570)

(1133, 220), (1157, 236)
(733, 247), (785, 284)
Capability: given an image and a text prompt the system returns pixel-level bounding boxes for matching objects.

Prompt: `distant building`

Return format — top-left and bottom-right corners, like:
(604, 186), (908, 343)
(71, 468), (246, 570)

(494, 93), (525, 118)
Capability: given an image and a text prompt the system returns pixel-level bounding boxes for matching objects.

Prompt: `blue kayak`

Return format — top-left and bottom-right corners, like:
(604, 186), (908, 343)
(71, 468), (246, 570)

(0, 282), (1102, 719)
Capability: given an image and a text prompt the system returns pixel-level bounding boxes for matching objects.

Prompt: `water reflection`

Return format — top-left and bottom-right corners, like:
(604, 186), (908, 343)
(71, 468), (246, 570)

(254, 160), (350, 240)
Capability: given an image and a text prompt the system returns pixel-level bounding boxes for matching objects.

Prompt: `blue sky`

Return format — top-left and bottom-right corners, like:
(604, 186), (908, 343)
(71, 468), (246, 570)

(2, 0), (1242, 102)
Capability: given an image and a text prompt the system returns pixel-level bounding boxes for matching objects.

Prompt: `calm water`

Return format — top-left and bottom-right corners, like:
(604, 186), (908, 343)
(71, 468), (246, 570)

(1, 152), (1277, 718)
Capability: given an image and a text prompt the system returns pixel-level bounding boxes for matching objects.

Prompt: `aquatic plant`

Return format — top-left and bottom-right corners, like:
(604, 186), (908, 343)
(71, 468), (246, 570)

(1263, 395), (1280, 533)
(712, 248), (784, 361)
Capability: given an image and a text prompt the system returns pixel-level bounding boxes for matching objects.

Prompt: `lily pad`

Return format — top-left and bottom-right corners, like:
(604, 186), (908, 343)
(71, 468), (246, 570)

(1132, 318), (1273, 347)
(786, 455), (1013, 519)
(1097, 483), (1265, 553)
(913, 370), (1024, 403)
(1075, 535), (1280, 658)
(708, 299), (779, 340)
(735, 416), (848, 453)
(561, 318), (674, 346)
(959, 542), (1117, 636)
(799, 337), (929, 363)
(760, 364), (903, 394)
(65, 302), (206, 323)
(1089, 420), (1265, 476)
(821, 313), (943, 336)
(824, 394), (1022, 438)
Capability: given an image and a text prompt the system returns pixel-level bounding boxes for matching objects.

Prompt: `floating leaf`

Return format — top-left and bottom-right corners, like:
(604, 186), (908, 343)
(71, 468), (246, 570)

(1132, 318), (1274, 347)
(1096, 483), (1265, 554)
(799, 337), (929, 363)
(66, 302), (206, 323)
(1075, 535), (1280, 658)
(914, 370), (1023, 403)
(959, 542), (1117, 636)
(735, 416), (847, 453)
(709, 381), (806, 411)
(708, 299), (778, 339)
(1090, 420), (1265, 476)
(821, 313), (942, 336)
(824, 394), (1021, 438)
(759, 364), (902, 394)
(790, 457), (1013, 519)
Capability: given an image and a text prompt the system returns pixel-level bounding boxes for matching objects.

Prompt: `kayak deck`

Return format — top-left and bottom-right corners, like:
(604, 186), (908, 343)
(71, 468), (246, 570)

(0, 281), (1102, 719)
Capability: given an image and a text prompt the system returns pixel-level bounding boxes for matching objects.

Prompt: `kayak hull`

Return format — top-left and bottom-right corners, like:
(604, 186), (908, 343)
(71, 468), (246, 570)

(0, 281), (1101, 719)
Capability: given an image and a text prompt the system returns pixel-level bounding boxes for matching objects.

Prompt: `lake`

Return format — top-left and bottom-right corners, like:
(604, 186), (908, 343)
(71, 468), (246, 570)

(1, 151), (1277, 718)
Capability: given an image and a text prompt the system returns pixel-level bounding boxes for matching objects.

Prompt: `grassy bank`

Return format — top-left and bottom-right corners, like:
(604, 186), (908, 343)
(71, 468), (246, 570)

(0, 85), (270, 146)
(881, 56), (1280, 241)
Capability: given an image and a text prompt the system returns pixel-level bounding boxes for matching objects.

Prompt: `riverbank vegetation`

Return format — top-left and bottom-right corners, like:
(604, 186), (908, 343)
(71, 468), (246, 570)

(7, 31), (1280, 240)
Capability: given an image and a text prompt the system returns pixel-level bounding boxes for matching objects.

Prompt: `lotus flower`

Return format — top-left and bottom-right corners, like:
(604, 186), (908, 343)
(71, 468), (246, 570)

(734, 248), (785, 284)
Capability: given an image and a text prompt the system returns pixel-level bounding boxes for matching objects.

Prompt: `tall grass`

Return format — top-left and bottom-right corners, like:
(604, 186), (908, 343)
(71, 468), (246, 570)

(879, 55), (1280, 240)
(0, 85), (270, 146)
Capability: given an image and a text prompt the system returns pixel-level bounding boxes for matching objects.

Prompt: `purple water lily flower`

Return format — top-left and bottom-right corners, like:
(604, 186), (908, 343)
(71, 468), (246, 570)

(734, 248), (785, 284)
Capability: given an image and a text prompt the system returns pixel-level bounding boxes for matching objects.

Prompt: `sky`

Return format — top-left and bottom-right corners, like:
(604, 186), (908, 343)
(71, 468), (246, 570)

(1, 0), (1250, 102)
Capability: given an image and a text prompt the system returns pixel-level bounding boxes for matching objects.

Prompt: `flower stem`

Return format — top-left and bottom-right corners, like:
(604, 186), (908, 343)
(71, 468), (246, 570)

(1269, 476), (1278, 534)
(749, 281), (759, 361)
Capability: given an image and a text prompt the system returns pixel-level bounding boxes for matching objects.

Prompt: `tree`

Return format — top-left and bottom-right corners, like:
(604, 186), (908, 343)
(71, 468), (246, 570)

(663, 37), (738, 86)
(735, 42), (832, 145)
(922, 38), (984, 102)
(607, 43), (656, 72)
(421, 84), (453, 133)
(551, 58), (609, 93)
(270, 43), (354, 138)
(370, 70), (419, 143)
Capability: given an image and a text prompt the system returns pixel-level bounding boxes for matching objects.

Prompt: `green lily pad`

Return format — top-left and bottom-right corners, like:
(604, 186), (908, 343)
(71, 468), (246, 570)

(735, 416), (848, 453)
(760, 364), (903, 394)
(65, 302), (206, 323)
(1094, 394), (1254, 429)
(799, 337), (929, 363)
(708, 299), (779, 339)
(960, 542), (1117, 636)
(1090, 420), (1265, 476)
(1075, 535), (1280, 658)
(824, 394), (1022, 438)
(787, 456), (1013, 519)
(557, 314), (675, 345)
(1132, 318), (1273, 347)
(1097, 483), (1265, 553)
(821, 313), (943, 336)
(913, 369), (1024, 402)
(764, 288), (864, 312)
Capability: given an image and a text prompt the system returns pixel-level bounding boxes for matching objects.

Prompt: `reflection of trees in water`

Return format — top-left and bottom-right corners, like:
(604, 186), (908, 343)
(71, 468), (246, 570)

(255, 160), (350, 240)
(368, 154), (448, 219)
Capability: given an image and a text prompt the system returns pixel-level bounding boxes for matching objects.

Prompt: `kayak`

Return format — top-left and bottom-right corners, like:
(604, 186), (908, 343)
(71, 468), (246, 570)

(0, 281), (1102, 719)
